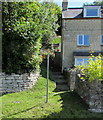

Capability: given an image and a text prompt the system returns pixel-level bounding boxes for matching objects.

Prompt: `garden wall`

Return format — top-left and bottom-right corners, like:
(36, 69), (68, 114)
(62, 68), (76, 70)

(0, 71), (40, 95)
(64, 70), (76, 90)
(64, 70), (103, 113)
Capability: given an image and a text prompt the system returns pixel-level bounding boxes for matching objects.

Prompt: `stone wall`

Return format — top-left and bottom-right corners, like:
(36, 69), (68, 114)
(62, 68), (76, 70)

(0, 71), (40, 94)
(75, 76), (90, 104)
(64, 70), (103, 113)
(89, 81), (103, 112)
(64, 70), (76, 90)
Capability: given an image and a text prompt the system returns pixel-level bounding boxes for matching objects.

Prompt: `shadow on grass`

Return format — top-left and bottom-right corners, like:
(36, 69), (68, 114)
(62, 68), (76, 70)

(40, 64), (103, 119)
(46, 91), (88, 119)
(2, 65), (103, 120)
(3, 105), (37, 118)
(45, 91), (103, 119)
(2, 88), (103, 120)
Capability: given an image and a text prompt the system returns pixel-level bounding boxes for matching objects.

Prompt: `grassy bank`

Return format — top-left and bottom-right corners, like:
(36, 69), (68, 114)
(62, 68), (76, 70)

(1, 66), (103, 119)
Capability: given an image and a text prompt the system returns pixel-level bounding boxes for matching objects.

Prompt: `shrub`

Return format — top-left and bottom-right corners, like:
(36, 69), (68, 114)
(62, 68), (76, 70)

(2, 2), (61, 74)
(76, 54), (103, 82)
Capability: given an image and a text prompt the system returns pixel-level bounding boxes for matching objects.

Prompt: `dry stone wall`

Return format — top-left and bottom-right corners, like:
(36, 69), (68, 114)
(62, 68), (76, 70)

(0, 71), (40, 94)
(64, 70), (76, 90)
(75, 77), (90, 104)
(64, 70), (103, 113)
(89, 81), (103, 112)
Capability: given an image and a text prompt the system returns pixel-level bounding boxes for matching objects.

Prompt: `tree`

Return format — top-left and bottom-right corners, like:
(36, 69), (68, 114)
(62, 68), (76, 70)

(93, 1), (103, 5)
(84, 1), (103, 5)
(2, 2), (42, 73)
(2, 2), (61, 73)
(40, 2), (61, 45)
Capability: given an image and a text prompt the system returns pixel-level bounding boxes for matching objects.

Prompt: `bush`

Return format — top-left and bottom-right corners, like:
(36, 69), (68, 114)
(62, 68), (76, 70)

(2, 2), (61, 74)
(76, 54), (103, 82)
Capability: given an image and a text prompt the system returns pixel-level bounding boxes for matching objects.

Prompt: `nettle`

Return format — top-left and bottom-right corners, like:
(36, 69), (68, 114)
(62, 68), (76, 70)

(77, 54), (103, 82)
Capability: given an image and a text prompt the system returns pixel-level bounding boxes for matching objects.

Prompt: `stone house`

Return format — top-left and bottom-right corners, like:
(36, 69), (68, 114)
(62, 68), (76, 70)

(62, 0), (103, 71)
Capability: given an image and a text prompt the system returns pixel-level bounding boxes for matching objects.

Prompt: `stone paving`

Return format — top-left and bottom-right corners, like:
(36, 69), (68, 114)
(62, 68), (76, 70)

(52, 71), (69, 91)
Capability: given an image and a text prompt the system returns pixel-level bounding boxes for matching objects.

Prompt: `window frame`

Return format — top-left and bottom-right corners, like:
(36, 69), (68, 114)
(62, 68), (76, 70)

(77, 35), (90, 46)
(84, 6), (101, 18)
(101, 35), (103, 45)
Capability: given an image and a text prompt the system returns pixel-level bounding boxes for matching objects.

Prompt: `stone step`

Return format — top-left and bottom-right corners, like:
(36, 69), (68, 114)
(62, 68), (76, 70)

(56, 81), (67, 85)
(52, 71), (69, 91)
(56, 84), (69, 91)
(52, 72), (62, 76)
(53, 75), (64, 79)
(54, 78), (66, 82)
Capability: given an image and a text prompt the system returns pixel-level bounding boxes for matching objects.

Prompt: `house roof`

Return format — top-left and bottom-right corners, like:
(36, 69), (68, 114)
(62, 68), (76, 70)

(62, 6), (103, 19)
(62, 8), (83, 18)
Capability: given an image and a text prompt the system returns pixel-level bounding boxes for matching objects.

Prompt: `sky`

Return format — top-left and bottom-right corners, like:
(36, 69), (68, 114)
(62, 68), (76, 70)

(40, 0), (97, 7)
(56, 0), (96, 7)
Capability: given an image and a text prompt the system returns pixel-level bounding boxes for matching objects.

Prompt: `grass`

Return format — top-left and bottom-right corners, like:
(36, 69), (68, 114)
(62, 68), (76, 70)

(1, 66), (103, 119)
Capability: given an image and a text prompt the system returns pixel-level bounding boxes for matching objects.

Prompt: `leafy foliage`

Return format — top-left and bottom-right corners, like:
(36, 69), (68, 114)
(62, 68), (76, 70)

(84, 1), (103, 5)
(93, 1), (103, 5)
(49, 36), (61, 44)
(40, 2), (61, 45)
(76, 54), (103, 82)
(2, 2), (61, 73)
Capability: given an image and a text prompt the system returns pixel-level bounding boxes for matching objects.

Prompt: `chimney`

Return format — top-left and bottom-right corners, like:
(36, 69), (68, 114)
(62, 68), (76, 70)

(62, 0), (68, 11)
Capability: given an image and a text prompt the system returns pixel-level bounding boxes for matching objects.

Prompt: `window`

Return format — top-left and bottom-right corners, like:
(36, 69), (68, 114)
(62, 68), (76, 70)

(75, 57), (96, 66)
(75, 58), (89, 66)
(84, 6), (101, 18)
(84, 58), (89, 64)
(75, 58), (83, 66)
(101, 35), (103, 45)
(86, 9), (98, 16)
(77, 35), (90, 46)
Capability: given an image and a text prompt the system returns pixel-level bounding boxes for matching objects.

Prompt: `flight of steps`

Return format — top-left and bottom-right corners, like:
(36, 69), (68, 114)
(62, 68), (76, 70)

(52, 71), (69, 91)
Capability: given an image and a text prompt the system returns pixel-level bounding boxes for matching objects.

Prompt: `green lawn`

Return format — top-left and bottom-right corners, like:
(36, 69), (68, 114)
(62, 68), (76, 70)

(1, 66), (103, 119)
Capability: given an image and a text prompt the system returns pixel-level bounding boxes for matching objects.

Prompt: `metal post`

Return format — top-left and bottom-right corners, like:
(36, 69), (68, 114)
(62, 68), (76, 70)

(62, 39), (64, 73)
(46, 54), (49, 103)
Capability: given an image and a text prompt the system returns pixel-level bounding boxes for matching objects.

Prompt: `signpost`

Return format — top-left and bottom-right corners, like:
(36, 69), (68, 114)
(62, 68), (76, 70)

(46, 54), (49, 103)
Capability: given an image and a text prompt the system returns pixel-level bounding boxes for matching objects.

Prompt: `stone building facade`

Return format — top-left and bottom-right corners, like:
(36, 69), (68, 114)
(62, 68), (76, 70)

(62, 1), (103, 70)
